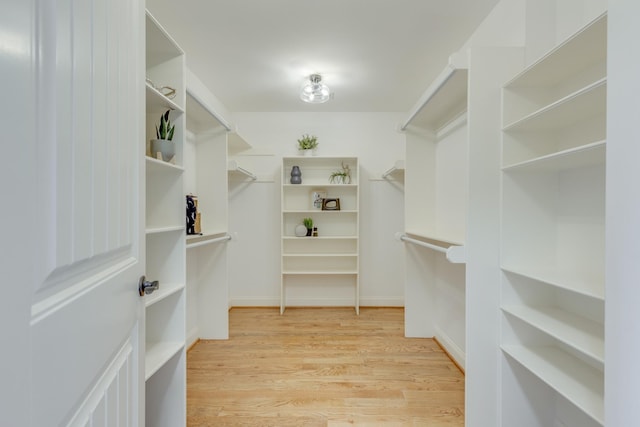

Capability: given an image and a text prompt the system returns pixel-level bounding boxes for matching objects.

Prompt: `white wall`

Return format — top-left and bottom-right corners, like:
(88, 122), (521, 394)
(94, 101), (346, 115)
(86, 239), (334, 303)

(227, 112), (406, 307)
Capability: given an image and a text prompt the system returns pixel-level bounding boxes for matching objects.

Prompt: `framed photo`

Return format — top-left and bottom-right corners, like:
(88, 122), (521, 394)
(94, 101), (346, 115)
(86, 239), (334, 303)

(311, 189), (327, 210)
(322, 198), (340, 211)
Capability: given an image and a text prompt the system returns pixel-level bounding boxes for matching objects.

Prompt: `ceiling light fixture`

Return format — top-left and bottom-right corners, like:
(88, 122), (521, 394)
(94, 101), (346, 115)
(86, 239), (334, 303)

(300, 74), (331, 104)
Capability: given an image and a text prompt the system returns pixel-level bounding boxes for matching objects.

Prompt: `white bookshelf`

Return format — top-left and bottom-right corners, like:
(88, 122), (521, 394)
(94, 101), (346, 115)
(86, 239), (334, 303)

(280, 157), (359, 314)
(500, 13), (607, 427)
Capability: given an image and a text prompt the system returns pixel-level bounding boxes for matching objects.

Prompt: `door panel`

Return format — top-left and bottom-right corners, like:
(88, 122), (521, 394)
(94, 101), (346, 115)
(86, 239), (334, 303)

(29, 0), (144, 425)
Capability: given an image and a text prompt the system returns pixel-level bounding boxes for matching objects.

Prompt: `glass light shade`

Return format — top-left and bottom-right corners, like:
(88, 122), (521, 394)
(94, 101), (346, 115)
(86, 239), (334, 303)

(300, 74), (330, 103)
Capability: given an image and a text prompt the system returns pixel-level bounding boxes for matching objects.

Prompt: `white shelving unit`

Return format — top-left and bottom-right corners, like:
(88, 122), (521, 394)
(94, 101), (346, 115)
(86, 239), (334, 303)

(500, 13), (607, 427)
(143, 10), (186, 427)
(183, 69), (249, 342)
(281, 157), (359, 314)
(401, 54), (468, 356)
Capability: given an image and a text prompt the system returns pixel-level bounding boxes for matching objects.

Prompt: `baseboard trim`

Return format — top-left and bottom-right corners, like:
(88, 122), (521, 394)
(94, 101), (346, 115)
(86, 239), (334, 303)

(229, 297), (404, 307)
(433, 326), (465, 374)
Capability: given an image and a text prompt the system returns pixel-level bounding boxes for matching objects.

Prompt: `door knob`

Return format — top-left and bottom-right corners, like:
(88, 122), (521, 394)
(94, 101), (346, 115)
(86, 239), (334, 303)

(138, 275), (160, 296)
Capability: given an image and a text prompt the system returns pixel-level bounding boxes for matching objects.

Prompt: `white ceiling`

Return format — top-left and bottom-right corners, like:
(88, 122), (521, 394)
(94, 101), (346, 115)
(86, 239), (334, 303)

(146, 0), (499, 113)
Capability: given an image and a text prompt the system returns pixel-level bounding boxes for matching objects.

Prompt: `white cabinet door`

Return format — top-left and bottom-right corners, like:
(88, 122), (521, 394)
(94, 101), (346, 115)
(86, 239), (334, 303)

(1, 0), (145, 425)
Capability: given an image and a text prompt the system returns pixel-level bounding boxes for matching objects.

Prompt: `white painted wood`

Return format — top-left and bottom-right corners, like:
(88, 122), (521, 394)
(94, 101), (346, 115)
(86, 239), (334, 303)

(464, 46), (525, 427)
(500, 13), (606, 427)
(605, 1), (640, 425)
(184, 70), (235, 341)
(3, 1), (146, 426)
(144, 10), (186, 426)
(502, 345), (603, 425)
(281, 157), (360, 314)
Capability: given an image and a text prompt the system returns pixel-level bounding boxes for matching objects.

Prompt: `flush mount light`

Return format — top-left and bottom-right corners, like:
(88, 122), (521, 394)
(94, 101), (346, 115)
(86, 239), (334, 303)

(300, 74), (331, 104)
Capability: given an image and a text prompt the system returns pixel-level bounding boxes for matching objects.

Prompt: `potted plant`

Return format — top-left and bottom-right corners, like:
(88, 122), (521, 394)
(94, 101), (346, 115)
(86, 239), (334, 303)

(303, 217), (313, 236)
(297, 134), (318, 156)
(329, 162), (352, 184)
(151, 109), (176, 162)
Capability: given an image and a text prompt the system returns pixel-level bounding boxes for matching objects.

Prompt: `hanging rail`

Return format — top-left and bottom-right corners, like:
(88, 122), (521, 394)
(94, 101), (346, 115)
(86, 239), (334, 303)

(186, 234), (232, 249)
(395, 232), (466, 263)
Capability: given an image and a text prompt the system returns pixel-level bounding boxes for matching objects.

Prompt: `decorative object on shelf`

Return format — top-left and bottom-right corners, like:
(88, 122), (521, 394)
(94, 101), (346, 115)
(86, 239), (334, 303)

(303, 217), (313, 236)
(290, 165), (302, 184)
(186, 194), (201, 235)
(311, 189), (327, 209)
(312, 226), (318, 237)
(300, 74), (331, 104)
(146, 78), (177, 99)
(297, 134), (318, 156)
(329, 162), (352, 184)
(294, 224), (308, 237)
(322, 198), (341, 211)
(151, 109), (176, 162)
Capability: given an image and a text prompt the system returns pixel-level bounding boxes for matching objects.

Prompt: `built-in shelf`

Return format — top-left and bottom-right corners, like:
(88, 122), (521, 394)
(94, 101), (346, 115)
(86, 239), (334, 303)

(500, 13), (607, 427)
(146, 156), (184, 173)
(502, 141), (605, 171)
(145, 341), (185, 381)
(502, 305), (604, 364)
(146, 82), (184, 114)
(382, 160), (405, 180)
(501, 267), (604, 301)
(503, 78), (606, 132)
(401, 53), (468, 132)
(502, 345), (603, 426)
(227, 159), (256, 180)
(144, 282), (185, 308)
(145, 225), (184, 235)
(398, 232), (466, 264)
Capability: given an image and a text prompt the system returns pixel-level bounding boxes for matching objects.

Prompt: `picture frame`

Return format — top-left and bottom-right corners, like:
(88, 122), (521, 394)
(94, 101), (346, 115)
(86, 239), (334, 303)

(311, 189), (327, 210)
(322, 198), (340, 211)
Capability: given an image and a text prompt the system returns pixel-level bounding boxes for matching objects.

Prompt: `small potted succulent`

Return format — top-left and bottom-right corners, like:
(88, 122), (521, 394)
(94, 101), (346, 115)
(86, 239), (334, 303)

(297, 134), (318, 156)
(151, 109), (176, 162)
(303, 217), (314, 236)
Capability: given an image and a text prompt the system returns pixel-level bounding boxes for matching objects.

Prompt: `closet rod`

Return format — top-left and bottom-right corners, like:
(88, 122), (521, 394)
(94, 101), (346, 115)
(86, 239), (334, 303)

(187, 234), (231, 249)
(396, 232), (466, 264)
(398, 234), (447, 254)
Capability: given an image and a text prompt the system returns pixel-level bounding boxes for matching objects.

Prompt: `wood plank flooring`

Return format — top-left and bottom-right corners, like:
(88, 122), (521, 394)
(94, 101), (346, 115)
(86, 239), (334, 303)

(187, 307), (464, 426)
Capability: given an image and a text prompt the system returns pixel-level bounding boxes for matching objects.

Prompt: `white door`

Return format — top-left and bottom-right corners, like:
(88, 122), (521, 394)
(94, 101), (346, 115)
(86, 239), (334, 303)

(1, 0), (145, 425)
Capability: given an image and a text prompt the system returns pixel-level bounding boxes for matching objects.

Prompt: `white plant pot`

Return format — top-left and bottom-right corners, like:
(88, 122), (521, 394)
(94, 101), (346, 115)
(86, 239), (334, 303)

(151, 139), (175, 162)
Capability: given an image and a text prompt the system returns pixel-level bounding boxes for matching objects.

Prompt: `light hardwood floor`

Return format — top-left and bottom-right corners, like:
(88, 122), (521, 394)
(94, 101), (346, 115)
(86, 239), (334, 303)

(187, 307), (464, 426)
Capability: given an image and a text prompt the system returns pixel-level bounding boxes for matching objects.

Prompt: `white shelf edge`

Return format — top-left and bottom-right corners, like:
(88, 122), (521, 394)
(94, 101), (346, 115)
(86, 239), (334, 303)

(502, 305), (604, 364)
(283, 210), (357, 214)
(382, 160), (405, 179)
(146, 82), (184, 114)
(282, 236), (358, 240)
(502, 140), (606, 171)
(501, 266), (604, 301)
(282, 271), (358, 275)
(145, 341), (185, 381)
(401, 53), (468, 131)
(503, 13), (607, 89)
(146, 225), (184, 235)
(503, 78), (606, 131)
(398, 232), (465, 264)
(403, 230), (465, 247)
(282, 253), (358, 257)
(186, 233), (230, 249)
(283, 183), (358, 188)
(145, 156), (184, 173)
(144, 282), (185, 308)
(501, 345), (604, 426)
(227, 160), (257, 180)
